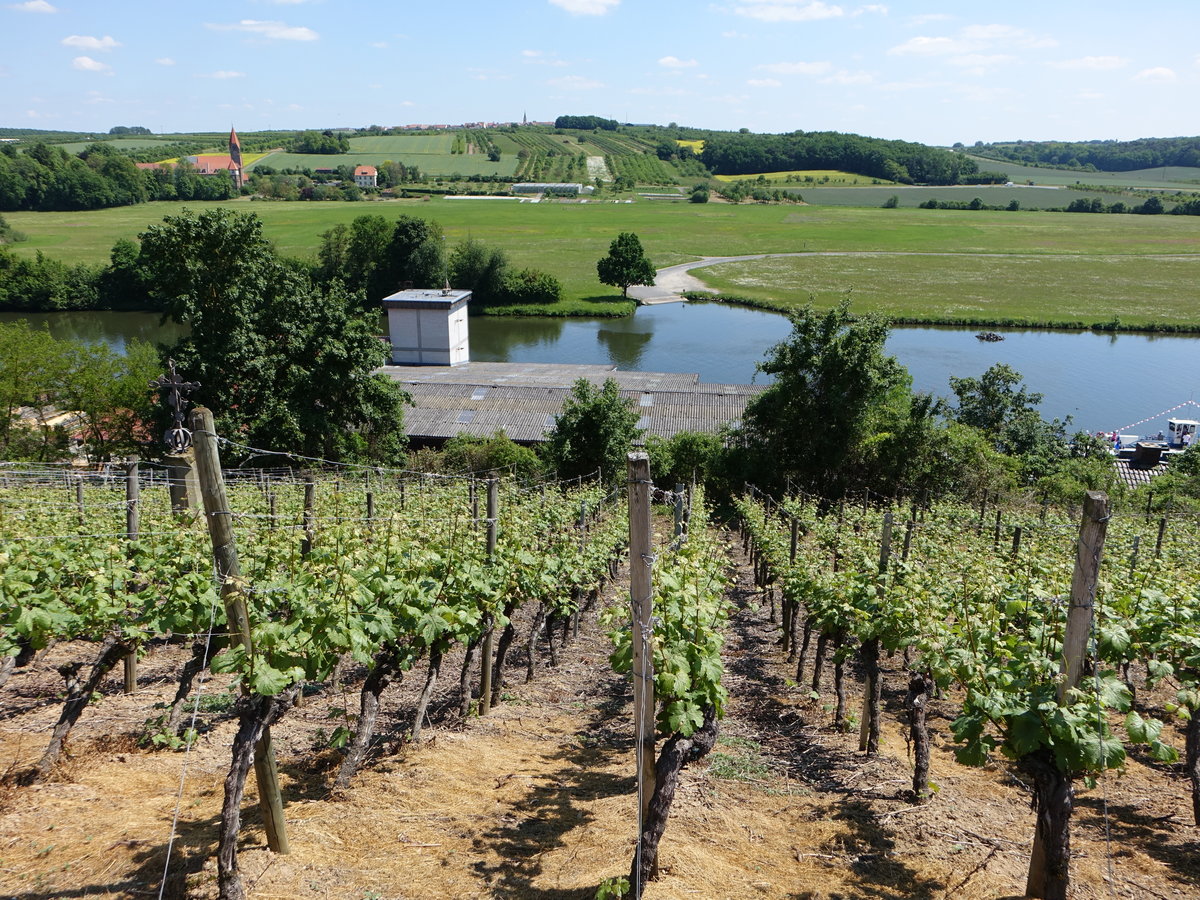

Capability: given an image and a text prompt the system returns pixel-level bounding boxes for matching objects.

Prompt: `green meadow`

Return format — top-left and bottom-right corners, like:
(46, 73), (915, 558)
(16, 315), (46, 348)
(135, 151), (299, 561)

(6, 199), (1200, 328)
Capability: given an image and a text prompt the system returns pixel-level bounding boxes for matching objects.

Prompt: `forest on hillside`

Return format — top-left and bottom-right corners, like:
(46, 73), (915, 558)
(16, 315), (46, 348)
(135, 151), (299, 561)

(970, 135), (1200, 172)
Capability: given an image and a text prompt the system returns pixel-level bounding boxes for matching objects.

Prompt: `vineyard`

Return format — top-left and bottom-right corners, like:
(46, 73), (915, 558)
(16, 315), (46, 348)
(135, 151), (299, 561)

(2, 443), (1199, 898)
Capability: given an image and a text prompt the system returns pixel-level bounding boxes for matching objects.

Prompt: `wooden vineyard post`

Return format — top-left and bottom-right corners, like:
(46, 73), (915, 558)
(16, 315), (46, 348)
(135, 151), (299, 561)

(859, 511), (892, 754)
(1155, 516), (1167, 559)
(301, 474), (316, 558)
(1058, 491), (1110, 702)
(627, 453), (657, 836)
(673, 483), (685, 538)
(191, 407), (289, 857)
(1011, 526), (1023, 560)
(123, 457), (139, 694)
(1025, 490), (1109, 900)
(75, 476), (85, 528)
(479, 477), (499, 715)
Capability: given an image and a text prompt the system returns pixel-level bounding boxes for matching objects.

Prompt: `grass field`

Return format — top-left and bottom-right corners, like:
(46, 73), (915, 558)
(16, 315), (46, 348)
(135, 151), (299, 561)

(6, 200), (1200, 328)
(797, 184), (1123, 209)
(696, 252), (1200, 327)
(716, 169), (892, 185)
(249, 150), (517, 177)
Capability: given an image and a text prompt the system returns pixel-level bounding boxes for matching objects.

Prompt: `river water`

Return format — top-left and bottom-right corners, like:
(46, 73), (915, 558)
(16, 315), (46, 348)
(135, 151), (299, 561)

(5, 304), (1198, 435)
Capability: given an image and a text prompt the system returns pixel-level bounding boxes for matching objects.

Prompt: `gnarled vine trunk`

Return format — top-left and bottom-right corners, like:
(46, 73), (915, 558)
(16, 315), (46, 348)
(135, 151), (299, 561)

(333, 645), (406, 790)
(628, 707), (720, 899)
(218, 688), (299, 900)
(35, 634), (129, 781)
(1022, 748), (1074, 900)
(905, 672), (932, 802)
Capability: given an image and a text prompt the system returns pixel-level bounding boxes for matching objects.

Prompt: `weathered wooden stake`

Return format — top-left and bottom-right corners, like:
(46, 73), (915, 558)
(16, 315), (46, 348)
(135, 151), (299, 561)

(1011, 526), (1023, 560)
(1129, 535), (1140, 578)
(479, 477), (499, 715)
(75, 477), (85, 528)
(1155, 516), (1167, 559)
(301, 474), (316, 557)
(191, 407), (289, 856)
(123, 457), (139, 694)
(627, 453), (657, 829)
(1025, 490), (1109, 900)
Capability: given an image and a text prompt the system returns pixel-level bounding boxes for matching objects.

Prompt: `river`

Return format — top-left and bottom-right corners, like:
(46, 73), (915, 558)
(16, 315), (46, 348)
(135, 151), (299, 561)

(4, 304), (1198, 435)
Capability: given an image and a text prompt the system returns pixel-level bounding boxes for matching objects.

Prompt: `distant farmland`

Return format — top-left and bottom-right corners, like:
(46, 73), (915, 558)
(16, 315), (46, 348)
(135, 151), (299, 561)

(966, 155), (1200, 190)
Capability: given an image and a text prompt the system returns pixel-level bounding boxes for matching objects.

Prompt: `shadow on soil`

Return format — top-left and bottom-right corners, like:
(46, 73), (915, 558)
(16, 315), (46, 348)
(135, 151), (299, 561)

(469, 665), (634, 899)
(726, 557), (944, 900)
(1075, 795), (1200, 889)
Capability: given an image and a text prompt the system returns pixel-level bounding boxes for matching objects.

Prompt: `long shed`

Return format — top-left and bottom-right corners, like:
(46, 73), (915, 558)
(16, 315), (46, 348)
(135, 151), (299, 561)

(378, 361), (764, 445)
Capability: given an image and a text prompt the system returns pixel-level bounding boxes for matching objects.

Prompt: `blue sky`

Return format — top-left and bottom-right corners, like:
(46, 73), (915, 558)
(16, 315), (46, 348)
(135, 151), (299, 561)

(3, 0), (1197, 145)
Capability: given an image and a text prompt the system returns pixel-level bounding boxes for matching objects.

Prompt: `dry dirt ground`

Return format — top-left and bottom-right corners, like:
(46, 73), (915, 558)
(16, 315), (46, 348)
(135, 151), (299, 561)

(1, 534), (1198, 900)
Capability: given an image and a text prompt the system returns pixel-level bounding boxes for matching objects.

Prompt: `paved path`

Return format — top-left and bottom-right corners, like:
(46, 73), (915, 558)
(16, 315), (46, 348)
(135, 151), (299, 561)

(629, 254), (809, 304)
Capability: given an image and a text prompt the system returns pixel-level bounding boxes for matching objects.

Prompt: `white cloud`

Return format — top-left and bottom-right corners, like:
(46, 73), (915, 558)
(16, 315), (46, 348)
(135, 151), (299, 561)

(733, 1), (844, 22)
(155, 57), (175, 66)
(206, 20), (318, 41)
(10, 0), (56, 11)
(747, 78), (782, 87)
(890, 24), (1054, 58)
(659, 56), (698, 68)
(1050, 55), (1128, 70)
(72, 56), (112, 74)
(199, 70), (246, 79)
(629, 86), (688, 96)
(888, 35), (969, 55)
(548, 0), (618, 14)
(1134, 67), (1176, 83)
(522, 50), (567, 66)
(62, 34), (121, 51)
(549, 74), (604, 89)
(85, 90), (114, 104)
(909, 13), (950, 25)
(820, 69), (873, 85)
(949, 53), (1014, 68)
(757, 60), (832, 75)
(960, 24), (1055, 48)
(851, 4), (887, 15)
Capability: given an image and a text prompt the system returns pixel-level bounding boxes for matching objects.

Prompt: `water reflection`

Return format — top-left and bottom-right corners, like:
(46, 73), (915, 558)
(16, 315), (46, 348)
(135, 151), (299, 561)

(8, 304), (1200, 434)
(597, 326), (651, 369)
(0, 310), (187, 353)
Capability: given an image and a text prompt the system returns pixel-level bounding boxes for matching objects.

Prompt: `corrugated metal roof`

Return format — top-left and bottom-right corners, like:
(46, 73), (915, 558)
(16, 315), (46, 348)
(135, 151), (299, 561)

(1112, 458), (1169, 489)
(381, 361), (765, 444)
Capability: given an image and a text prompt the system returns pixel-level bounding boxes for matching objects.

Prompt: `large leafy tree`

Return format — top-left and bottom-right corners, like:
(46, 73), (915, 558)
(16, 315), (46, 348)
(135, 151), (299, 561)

(949, 363), (1069, 476)
(596, 232), (655, 298)
(739, 300), (911, 498)
(140, 208), (409, 464)
(544, 378), (642, 481)
(315, 213), (446, 307)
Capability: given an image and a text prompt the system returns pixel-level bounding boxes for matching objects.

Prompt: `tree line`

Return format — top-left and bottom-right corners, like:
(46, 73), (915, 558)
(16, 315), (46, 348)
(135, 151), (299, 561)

(699, 130), (1002, 185)
(971, 136), (1200, 172)
(0, 142), (237, 212)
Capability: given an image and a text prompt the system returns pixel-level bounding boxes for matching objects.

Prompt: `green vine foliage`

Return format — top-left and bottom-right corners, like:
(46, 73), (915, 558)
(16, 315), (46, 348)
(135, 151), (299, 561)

(735, 491), (1181, 782)
(607, 489), (729, 737)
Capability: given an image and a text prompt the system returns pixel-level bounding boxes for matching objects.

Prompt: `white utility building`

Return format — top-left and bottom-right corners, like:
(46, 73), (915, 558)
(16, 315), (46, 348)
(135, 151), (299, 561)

(383, 287), (472, 366)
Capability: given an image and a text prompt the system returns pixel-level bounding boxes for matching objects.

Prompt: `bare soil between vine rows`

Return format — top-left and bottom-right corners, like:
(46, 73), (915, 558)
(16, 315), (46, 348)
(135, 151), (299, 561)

(0, 532), (1197, 899)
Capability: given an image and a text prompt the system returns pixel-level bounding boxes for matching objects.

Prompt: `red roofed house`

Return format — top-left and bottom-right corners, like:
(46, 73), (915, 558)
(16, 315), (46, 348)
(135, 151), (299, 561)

(181, 127), (244, 188)
(354, 165), (378, 188)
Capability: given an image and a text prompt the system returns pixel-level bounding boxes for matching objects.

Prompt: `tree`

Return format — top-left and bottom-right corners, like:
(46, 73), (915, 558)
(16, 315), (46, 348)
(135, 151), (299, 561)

(544, 378), (642, 481)
(139, 208), (409, 464)
(448, 238), (508, 305)
(596, 232), (655, 298)
(739, 300), (910, 498)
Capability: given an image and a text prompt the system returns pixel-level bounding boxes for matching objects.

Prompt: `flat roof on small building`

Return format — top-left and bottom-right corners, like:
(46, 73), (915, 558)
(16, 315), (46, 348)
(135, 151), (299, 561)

(382, 288), (472, 310)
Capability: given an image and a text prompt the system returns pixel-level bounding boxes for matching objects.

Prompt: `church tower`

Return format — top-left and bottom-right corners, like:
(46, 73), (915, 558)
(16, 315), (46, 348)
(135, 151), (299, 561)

(229, 126), (243, 189)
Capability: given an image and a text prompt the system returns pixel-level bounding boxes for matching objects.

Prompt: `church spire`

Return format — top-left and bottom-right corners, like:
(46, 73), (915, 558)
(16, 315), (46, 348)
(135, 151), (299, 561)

(229, 126), (243, 189)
